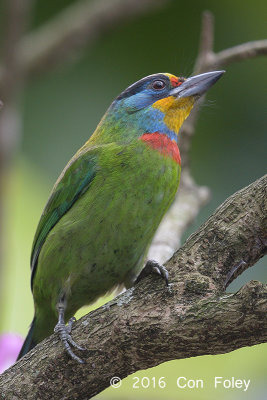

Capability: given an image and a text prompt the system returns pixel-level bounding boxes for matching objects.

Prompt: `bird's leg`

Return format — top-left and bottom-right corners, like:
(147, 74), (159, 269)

(54, 297), (86, 364)
(135, 259), (169, 286)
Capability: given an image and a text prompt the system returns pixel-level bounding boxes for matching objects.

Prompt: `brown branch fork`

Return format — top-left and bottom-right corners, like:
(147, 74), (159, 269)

(0, 175), (266, 399)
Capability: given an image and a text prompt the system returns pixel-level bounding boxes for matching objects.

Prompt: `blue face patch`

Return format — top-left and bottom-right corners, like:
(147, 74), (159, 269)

(102, 74), (181, 143)
(121, 89), (169, 112)
(111, 75), (172, 113)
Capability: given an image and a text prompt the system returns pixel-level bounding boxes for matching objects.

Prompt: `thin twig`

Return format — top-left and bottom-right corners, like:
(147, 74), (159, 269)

(194, 10), (215, 72)
(214, 39), (267, 67)
(1, 4), (265, 85)
(148, 12), (267, 265)
(149, 11), (216, 263)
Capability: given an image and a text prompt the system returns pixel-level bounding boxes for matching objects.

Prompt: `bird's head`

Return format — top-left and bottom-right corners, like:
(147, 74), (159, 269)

(93, 71), (224, 144)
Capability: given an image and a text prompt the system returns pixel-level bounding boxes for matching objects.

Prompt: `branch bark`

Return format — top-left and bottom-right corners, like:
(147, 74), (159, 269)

(0, 175), (266, 399)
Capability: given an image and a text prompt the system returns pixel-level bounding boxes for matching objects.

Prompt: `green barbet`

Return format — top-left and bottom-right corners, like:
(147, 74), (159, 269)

(18, 70), (224, 363)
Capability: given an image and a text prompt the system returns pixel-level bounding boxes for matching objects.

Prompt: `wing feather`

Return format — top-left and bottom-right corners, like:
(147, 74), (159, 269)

(30, 148), (97, 289)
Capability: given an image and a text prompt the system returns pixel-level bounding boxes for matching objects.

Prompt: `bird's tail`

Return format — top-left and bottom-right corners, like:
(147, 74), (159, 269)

(17, 317), (37, 360)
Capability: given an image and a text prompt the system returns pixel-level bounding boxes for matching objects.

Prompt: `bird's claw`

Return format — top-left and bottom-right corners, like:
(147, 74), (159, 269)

(54, 317), (86, 364)
(135, 259), (169, 286)
(66, 316), (77, 334)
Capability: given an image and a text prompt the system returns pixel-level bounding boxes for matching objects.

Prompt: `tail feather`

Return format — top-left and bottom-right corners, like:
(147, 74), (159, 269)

(17, 317), (37, 360)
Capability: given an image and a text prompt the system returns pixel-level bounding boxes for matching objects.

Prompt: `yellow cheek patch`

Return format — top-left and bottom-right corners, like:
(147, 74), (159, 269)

(153, 96), (195, 134)
(153, 96), (176, 112)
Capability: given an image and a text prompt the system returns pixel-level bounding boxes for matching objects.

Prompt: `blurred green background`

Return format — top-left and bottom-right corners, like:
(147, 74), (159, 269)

(0, 0), (266, 398)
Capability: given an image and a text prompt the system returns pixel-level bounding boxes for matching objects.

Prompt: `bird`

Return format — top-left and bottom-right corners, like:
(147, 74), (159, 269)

(17, 70), (224, 363)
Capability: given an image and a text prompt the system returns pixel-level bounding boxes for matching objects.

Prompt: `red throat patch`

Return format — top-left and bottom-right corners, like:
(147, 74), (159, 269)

(139, 132), (181, 165)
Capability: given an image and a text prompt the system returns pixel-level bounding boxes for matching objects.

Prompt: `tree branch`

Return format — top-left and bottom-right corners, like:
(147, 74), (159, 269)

(214, 39), (267, 67)
(0, 0), (170, 82)
(149, 11), (267, 264)
(194, 10), (215, 72)
(1, 175), (266, 399)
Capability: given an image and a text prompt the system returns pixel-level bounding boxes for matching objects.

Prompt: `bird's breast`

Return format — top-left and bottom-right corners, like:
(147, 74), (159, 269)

(139, 132), (181, 165)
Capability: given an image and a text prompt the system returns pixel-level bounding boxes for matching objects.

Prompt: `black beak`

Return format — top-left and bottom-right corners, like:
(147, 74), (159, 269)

(170, 70), (225, 98)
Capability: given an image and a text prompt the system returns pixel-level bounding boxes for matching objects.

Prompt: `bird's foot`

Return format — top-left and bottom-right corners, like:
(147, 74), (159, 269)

(54, 316), (86, 364)
(135, 259), (169, 286)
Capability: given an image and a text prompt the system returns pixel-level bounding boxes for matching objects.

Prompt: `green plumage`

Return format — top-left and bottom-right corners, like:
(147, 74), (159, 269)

(32, 140), (180, 342)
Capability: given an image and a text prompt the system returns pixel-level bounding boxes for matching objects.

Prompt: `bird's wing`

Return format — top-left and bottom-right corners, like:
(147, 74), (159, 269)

(30, 146), (98, 289)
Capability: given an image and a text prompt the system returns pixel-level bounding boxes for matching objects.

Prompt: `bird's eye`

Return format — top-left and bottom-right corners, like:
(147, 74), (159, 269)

(152, 80), (166, 90)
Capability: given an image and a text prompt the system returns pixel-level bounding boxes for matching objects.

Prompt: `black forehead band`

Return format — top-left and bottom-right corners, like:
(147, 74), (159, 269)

(116, 74), (168, 100)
